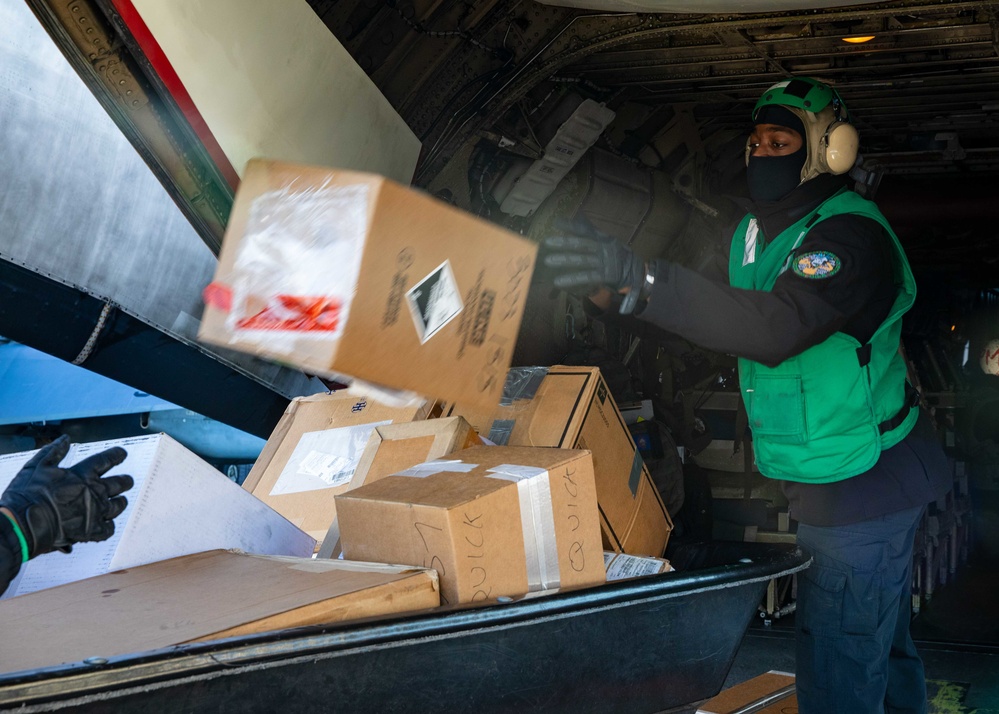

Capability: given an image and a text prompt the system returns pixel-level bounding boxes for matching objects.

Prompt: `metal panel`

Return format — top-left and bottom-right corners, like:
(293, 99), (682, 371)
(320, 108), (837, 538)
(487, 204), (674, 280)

(0, 0), (320, 413)
(0, 342), (176, 425)
(125, 0), (421, 184)
(532, 0), (887, 13)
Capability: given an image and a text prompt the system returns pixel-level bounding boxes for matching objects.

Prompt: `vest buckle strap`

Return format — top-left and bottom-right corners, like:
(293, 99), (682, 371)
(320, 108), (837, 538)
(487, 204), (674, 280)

(878, 382), (920, 435)
(856, 343), (873, 367)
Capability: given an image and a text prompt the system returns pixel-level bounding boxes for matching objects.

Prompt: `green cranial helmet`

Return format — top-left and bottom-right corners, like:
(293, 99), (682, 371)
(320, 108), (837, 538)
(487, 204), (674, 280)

(753, 77), (847, 122)
(752, 77), (858, 179)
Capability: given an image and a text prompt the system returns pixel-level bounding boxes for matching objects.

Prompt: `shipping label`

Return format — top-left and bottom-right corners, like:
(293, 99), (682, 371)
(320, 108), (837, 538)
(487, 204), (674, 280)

(605, 553), (669, 581)
(270, 421), (391, 496)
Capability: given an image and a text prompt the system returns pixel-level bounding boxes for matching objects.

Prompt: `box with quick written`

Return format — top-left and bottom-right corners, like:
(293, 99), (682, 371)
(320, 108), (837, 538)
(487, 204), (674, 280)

(318, 416), (482, 558)
(445, 367), (673, 556)
(0, 551), (439, 675)
(198, 158), (537, 410)
(243, 392), (430, 544)
(0, 435), (315, 599)
(336, 445), (606, 606)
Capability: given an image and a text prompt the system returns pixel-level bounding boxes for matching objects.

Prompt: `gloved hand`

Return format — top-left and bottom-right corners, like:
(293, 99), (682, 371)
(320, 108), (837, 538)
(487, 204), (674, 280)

(541, 233), (649, 314)
(0, 435), (133, 558)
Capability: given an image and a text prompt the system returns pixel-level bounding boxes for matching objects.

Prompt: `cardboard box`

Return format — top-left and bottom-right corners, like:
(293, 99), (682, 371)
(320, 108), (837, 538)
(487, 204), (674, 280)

(243, 392), (430, 544)
(603, 552), (672, 581)
(198, 158), (537, 410)
(445, 367), (673, 556)
(0, 551), (439, 674)
(336, 445), (606, 605)
(0, 435), (315, 599)
(697, 671), (797, 714)
(317, 416), (481, 558)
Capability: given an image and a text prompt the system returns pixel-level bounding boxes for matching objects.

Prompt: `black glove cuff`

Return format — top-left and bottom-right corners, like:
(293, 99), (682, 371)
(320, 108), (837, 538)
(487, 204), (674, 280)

(619, 259), (659, 315)
(638, 261), (657, 302)
(0, 510), (28, 564)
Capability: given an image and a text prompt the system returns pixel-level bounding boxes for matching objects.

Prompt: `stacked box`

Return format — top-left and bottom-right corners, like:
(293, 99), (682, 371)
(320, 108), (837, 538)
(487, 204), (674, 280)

(243, 392), (430, 545)
(446, 366), (673, 556)
(318, 416), (481, 558)
(336, 445), (606, 605)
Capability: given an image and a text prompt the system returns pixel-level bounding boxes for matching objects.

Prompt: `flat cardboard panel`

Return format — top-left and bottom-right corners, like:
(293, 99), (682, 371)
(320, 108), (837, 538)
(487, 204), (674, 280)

(198, 159), (537, 410)
(243, 392), (427, 543)
(336, 446), (605, 605)
(317, 417), (479, 559)
(446, 367), (672, 556)
(696, 672), (797, 714)
(0, 551), (439, 675)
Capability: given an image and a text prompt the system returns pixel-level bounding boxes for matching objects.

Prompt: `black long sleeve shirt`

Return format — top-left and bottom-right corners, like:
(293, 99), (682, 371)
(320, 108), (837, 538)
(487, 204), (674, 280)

(637, 174), (952, 525)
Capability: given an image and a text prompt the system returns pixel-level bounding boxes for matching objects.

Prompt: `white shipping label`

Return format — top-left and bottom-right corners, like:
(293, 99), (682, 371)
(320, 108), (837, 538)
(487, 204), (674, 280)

(270, 421), (391, 496)
(296, 451), (355, 486)
(406, 260), (463, 344)
(605, 554), (669, 581)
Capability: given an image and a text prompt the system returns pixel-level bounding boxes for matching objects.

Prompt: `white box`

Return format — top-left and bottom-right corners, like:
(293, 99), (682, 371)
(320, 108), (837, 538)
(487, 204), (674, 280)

(0, 434), (315, 599)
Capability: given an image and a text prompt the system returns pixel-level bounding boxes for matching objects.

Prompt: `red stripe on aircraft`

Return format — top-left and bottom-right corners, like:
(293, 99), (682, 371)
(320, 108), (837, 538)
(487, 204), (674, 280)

(110, 0), (240, 191)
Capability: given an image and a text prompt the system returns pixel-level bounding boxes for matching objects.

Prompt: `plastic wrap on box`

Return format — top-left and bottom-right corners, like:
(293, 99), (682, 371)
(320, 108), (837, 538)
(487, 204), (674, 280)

(227, 184), (369, 348)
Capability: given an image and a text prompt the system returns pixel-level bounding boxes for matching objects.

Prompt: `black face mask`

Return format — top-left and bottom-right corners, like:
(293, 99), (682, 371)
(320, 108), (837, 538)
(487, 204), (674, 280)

(747, 146), (807, 203)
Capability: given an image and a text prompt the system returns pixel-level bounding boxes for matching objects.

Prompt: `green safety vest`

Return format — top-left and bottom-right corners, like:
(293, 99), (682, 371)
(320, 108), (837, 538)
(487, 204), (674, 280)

(728, 189), (919, 483)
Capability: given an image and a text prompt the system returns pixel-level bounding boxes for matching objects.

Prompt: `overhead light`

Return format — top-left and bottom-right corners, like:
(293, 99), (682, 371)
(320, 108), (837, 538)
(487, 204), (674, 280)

(842, 36), (876, 44)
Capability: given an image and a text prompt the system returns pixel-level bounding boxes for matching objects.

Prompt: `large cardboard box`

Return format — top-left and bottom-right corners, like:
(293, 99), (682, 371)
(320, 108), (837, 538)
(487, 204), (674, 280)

(317, 416), (481, 558)
(336, 445), (606, 605)
(0, 435), (315, 599)
(243, 392), (430, 544)
(0, 551), (439, 675)
(696, 671), (797, 714)
(445, 367), (673, 556)
(198, 158), (537, 410)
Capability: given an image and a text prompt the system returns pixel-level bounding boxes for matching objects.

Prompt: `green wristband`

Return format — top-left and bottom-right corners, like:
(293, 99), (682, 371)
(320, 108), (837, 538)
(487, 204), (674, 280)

(1, 511), (29, 564)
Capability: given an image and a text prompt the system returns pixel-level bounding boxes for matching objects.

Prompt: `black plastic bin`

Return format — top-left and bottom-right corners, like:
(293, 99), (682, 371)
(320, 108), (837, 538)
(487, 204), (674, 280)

(0, 541), (810, 713)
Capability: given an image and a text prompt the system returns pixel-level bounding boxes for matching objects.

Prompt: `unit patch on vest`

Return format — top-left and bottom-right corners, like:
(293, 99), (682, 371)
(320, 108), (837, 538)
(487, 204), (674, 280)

(793, 251), (841, 279)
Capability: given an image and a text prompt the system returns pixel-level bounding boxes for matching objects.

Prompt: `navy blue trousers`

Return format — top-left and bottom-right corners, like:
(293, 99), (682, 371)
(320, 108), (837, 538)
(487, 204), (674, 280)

(795, 505), (926, 714)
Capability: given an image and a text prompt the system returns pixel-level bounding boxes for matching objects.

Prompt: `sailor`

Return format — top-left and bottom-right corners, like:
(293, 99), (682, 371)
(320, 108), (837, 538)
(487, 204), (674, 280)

(543, 77), (952, 714)
(0, 435), (132, 595)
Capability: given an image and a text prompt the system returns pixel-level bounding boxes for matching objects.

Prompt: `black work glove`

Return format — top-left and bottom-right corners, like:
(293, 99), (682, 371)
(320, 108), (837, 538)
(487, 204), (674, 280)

(0, 435), (133, 558)
(541, 233), (648, 314)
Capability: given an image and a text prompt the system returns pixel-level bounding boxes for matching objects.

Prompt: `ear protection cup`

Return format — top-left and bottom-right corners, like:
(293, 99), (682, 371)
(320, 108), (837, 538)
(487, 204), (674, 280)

(822, 120), (859, 174)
